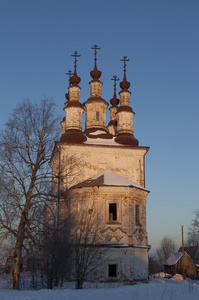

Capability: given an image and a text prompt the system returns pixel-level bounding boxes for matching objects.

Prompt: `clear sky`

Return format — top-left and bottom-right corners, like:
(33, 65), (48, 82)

(0, 0), (199, 249)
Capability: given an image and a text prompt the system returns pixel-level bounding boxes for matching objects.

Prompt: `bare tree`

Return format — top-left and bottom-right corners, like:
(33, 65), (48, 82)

(148, 251), (162, 274)
(41, 199), (74, 289)
(186, 210), (199, 246)
(71, 204), (107, 289)
(39, 144), (85, 289)
(0, 99), (59, 289)
(156, 236), (177, 269)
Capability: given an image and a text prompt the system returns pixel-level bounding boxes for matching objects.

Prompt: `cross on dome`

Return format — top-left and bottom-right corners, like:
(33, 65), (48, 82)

(71, 51), (81, 68)
(66, 70), (73, 86)
(120, 56), (130, 72)
(111, 75), (119, 91)
(120, 56), (130, 91)
(90, 44), (101, 80)
(70, 51), (81, 86)
(91, 44), (101, 64)
(110, 75), (119, 107)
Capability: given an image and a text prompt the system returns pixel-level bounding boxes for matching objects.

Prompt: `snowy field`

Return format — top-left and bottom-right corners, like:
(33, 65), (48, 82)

(0, 275), (199, 300)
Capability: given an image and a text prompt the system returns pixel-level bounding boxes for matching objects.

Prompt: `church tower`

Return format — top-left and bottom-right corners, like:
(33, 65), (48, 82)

(107, 75), (119, 136)
(115, 56), (139, 146)
(54, 46), (150, 284)
(60, 51), (86, 143)
(84, 45), (109, 135)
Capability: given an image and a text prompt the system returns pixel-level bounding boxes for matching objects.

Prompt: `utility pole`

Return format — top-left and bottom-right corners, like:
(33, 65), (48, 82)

(182, 225), (186, 280)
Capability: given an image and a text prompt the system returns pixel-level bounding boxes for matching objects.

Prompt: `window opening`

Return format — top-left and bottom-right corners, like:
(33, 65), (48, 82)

(96, 111), (99, 121)
(135, 204), (140, 225)
(108, 264), (117, 277)
(113, 123), (117, 135)
(109, 203), (117, 221)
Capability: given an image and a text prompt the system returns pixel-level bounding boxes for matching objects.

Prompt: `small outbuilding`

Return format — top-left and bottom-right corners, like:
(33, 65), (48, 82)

(164, 252), (199, 277)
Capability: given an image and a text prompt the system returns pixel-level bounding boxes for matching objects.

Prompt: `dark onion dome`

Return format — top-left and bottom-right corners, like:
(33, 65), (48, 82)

(120, 71), (130, 91)
(110, 89), (119, 107)
(90, 65), (102, 81)
(90, 44), (102, 81)
(70, 67), (81, 86)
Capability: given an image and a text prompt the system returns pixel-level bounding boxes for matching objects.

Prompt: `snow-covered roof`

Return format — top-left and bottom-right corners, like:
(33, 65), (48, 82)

(84, 137), (122, 146)
(83, 130), (122, 146)
(164, 252), (182, 266)
(71, 169), (149, 191)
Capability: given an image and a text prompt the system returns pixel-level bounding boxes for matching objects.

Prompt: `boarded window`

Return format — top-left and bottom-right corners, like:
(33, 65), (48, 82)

(96, 111), (99, 121)
(135, 204), (140, 225)
(109, 203), (117, 221)
(109, 264), (117, 277)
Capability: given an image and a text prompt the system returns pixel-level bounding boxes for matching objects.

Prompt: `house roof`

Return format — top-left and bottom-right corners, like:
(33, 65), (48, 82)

(164, 252), (182, 266)
(178, 246), (199, 264)
(71, 169), (149, 191)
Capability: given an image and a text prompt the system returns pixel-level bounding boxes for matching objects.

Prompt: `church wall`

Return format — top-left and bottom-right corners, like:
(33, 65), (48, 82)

(89, 247), (149, 282)
(70, 186), (148, 247)
(58, 143), (148, 189)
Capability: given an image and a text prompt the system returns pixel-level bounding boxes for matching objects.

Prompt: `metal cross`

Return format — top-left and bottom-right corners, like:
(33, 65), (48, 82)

(66, 70), (73, 86)
(111, 75), (119, 90)
(71, 51), (81, 68)
(120, 56), (130, 72)
(91, 44), (101, 62)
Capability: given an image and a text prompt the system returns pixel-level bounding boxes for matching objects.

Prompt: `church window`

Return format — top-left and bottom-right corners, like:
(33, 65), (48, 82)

(109, 203), (117, 220)
(96, 111), (99, 121)
(108, 264), (117, 277)
(135, 204), (140, 225)
(113, 124), (117, 135)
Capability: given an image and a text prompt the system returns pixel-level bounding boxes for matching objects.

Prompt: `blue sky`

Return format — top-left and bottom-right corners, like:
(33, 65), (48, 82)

(0, 0), (199, 249)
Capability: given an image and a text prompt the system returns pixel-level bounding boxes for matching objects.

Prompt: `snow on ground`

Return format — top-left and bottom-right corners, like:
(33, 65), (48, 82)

(0, 276), (199, 300)
(152, 272), (172, 278)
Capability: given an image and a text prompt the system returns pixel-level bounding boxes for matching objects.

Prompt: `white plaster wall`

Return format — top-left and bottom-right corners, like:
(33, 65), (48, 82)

(117, 111), (134, 134)
(59, 144), (147, 188)
(64, 106), (84, 130)
(71, 186), (148, 247)
(84, 102), (108, 129)
(120, 90), (131, 106)
(95, 247), (149, 282)
(90, 81), (102, 97)
(69, 86), (81, 101)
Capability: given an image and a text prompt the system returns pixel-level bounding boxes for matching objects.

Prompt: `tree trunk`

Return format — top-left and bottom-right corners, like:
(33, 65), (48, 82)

(9, 218), (25, 289)
(10, 255), (21, 289)
(76, 279), (83, 289)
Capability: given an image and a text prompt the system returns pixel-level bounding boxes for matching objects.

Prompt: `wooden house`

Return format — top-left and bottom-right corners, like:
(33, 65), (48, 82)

(164, 252), (199, 277)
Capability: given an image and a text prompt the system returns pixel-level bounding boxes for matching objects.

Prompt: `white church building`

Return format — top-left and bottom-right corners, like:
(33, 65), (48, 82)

(53, 46), (150, 283)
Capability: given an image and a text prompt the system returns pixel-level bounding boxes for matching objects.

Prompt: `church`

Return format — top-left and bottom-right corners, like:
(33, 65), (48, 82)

(53, 45), (150, 283)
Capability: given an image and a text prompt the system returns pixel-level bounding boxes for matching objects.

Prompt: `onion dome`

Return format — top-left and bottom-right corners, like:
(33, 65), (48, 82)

(110, 90), (119, 106)
(110, 91), (119, 106)
(70, 51), (81, 86)
(70, 67), (81, 86)
(120, 71), (130, 91)
(90, 66), (101, 81)
(120, 56), (131, 91)
(110, 75), (120, 106)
